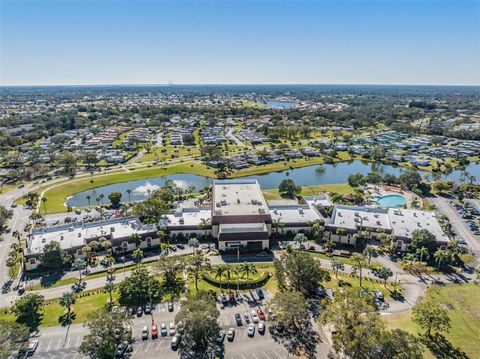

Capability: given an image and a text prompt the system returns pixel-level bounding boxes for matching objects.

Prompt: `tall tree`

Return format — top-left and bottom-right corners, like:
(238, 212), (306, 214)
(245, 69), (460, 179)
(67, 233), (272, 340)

(277, 249), (330, 297)
(187, 255), (211, 291)
(0, 320), (30, 359)
(278, 179), (302, 198)
(412, 301), (451, 337)
(39, 241), (71, 270)
(175, 291), (221, 357)
(59, 291), (76, 319)
(80, 309), (132, 359)
(13, 293), (45, 331)
(118, 267), (161, 307)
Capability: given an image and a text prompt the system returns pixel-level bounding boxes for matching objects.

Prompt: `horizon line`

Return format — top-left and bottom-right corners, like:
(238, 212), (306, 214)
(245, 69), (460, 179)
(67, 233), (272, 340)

(1, 82), (479, 88)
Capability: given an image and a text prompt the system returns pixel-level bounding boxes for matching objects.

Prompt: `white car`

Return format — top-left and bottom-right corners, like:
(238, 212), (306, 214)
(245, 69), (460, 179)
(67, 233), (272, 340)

(161, 322), (168, 336)
(26, 340), (39, 356)
(169, 322), (176, 336)
(258, 321), (266, 334)
(251, 310), (259, 323)
(247, 323), (255, 337)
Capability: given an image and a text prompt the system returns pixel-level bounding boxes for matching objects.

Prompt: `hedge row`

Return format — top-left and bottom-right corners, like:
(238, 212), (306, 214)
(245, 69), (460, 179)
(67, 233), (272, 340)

(202, 271), (271, 290)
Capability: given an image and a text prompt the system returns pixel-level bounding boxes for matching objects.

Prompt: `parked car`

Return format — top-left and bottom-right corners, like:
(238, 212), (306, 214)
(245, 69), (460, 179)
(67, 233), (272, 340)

(256, 306), (266, 320)
(161, 322), (168, 336)
(234, 313), (243, 326)
(114, 341), (130, 358)
(247, 323), (255, 337)
(169, 322), (176, 336)
(151, 324), (158, 339)
(227, 328), (236, 341)
(216, 330), (226, 343)
(141, 326), (149, 340)
(250, 310), (259, 323)
(256, 288), (264, 300)
(168, 301), (174, 312)
(244, 312), (250, 323)
(374, 290), (384, 302)
(176, 244), (185, 249)
(136, 306), (143, 317)
(144, 303), (152, 314)
(258, 321), (266, 334)
(171, 334), (181, 349)
(26, 340), (38, 356)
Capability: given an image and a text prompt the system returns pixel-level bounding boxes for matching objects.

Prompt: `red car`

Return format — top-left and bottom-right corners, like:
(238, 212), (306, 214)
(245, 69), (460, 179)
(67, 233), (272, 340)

(256, 306), (266, 321)
(151, 324), (158, 339)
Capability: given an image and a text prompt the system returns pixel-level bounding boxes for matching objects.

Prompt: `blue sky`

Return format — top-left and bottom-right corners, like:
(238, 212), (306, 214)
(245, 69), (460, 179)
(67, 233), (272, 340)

(1, 0), (479, 86)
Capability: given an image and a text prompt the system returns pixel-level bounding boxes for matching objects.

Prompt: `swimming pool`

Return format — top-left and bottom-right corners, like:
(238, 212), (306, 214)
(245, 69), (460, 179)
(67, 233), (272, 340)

(377, 194), (406, 208)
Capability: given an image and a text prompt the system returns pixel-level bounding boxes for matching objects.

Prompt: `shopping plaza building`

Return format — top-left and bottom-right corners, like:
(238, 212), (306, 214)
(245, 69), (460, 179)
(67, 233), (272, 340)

(25, 179), (449, 270)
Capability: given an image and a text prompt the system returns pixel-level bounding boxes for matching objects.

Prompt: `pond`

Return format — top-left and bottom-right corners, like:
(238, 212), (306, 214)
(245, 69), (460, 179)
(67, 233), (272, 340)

(258, 100), (297, 109)
(65, 160), (479, 208)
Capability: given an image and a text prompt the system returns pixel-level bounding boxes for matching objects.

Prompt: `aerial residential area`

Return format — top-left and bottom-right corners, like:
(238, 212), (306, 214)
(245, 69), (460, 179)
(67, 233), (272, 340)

(1, 1), (479, 359)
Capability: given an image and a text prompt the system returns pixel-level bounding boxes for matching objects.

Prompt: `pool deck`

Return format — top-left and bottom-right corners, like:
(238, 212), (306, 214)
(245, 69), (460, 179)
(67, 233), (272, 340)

(364, 184), (421, 209)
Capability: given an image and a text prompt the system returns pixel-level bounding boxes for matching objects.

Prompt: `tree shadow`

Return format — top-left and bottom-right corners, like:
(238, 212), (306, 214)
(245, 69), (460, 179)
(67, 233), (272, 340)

(270, 322), (320, 359)
(39, 271), (65, 288)
(421, 333), (469, 359)
(59, 312), (76, 326)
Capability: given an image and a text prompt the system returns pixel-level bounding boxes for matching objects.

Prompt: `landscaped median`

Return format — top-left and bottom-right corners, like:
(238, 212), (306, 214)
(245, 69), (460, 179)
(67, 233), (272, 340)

(202, 271), (271, 290)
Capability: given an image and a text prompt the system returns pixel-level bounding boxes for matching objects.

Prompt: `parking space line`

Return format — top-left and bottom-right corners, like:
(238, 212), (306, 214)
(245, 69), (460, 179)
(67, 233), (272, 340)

(46, 340), (52, 352)
(263, 352), (273, 359)
(252, 353), (260, 359)
(272, 350), (283, 359)
(56, 338), (62, 350)
(76, 336), (81, 347)
(65, 336), (71, 348)
(144, 342), (153, 352)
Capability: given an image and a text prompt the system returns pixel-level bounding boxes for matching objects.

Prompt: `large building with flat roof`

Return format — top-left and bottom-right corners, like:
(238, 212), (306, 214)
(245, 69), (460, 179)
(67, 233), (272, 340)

(211, 179), (272, 251)
(25, 217), (157, 271)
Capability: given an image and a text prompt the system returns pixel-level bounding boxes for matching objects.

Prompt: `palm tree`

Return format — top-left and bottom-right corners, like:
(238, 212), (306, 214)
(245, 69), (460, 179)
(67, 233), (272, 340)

(86, 195), (91, 209)
(82, 245), (93, 266)
(99, 237), (112, 254)
(72, 258), (86, 282)
(126, 189), (132, 203)
(41, 197), (48, 215)
(224, 265), (233, 289)
(88, 240), (100, 256)
(99, 194), (105, 206)
(434, 249), (451, 269)
(415, 246), (430, 263)
(239, 262), (257, 281)
(96, 197), (101, 207)
(59, 291), (76, 318)
(272, 219), (285, 238)
(133, 248), (144, 264)
(130, 233), (142, 248)
(331, 259), (344, 278)
(156, 227), (168, 246)
(12, 230), (21, 245)
(188, 237), (200, 255)
(197, 218), (211, 240)
(324, 239), (335, 253)
(293, 233), (307, 248)
(187, 255), (211, 291)
(212, 265), (226, 292)
(104, 281), (115, 307)
(351, 253), (367, 287)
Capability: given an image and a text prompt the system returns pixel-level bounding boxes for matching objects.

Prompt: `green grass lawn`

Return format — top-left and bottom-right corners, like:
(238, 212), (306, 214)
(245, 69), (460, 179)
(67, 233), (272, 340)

(38, 162), (216, 213)
(384, 283), (480, 359)
(306, 251), (381, 269)
(262, 183), (354, 200)
(0, 291), (119, 327)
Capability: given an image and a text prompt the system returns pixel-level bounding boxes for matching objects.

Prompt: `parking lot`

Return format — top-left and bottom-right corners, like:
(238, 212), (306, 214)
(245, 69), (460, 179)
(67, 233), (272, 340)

(31, 295), (296, 359)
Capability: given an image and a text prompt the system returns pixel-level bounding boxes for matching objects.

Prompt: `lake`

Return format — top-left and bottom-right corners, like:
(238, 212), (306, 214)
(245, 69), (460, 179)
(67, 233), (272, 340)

(258, 100), (297, 109)
(65, 160), (479, 207)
